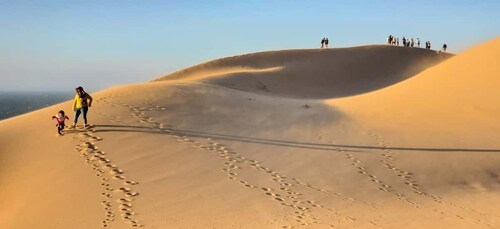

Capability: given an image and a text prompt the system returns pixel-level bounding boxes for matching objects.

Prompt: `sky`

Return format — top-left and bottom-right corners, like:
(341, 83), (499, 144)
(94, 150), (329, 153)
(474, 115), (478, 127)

(0, 0), (498, 92)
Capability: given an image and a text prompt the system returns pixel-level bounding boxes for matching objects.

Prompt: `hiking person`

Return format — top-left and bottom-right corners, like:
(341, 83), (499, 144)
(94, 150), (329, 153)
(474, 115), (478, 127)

(321, 38), (325, 48)
(442, 43), (447, 52)
(52, 110), (69, 135)
(71, 86), (93, 128)
(402, 37), (407, 47)
(410, 38), (414, 47)
(417, 38), (420, 48)
(325, 38), (329, 48)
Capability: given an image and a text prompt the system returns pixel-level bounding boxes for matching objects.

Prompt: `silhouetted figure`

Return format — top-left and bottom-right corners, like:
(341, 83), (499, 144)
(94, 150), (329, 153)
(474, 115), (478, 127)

(325, 38), (329, 48)
(410, 38), (414, 47)
(396, 38), (399, 46)
(387, 35), (393, 45)
(417, 38), (420, 48)
(402, 37), (407, 46)
(442, 43), (447, 52)
(321, 38), (325, 48)
(428, 41), (431, 50)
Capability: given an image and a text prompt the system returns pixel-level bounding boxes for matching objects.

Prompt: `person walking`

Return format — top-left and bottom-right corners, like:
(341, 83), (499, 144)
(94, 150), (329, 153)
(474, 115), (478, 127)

(71, 86), (93, 128)
(52, 110), (69, 135)
(442, 43), (447, 52)
(321, 38), (325, 48)
(325, 38), (329, 48)
(417, 38), (420, 48)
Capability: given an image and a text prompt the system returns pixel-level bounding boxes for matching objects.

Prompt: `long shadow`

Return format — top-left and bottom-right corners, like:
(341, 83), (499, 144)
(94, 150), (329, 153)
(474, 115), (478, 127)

(93, 124), (500, 153)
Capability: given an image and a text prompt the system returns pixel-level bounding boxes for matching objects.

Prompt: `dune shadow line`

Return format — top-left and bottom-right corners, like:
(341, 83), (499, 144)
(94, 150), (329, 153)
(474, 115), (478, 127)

(93, 124), (500, 153)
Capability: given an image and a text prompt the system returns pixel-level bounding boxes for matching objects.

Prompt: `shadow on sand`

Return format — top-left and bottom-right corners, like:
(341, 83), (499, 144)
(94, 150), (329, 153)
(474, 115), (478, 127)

(91, 124), (500, 153)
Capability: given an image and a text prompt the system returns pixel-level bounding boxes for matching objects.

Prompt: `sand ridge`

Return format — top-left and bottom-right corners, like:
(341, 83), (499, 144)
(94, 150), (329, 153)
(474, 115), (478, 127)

(1, 39), (500, 228)
(155, 45), (453, 99)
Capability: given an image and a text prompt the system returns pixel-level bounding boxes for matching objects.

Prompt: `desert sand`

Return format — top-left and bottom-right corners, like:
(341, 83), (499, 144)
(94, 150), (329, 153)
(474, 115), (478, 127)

(1, 39), (499, 228)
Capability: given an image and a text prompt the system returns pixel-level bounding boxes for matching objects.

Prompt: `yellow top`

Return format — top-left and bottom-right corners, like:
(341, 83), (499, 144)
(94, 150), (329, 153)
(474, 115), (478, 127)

(73, 93), (93, 110)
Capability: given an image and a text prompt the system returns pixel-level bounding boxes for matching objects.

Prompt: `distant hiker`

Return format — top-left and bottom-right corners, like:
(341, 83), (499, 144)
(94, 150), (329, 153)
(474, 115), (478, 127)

(321, 38), (325, 48)
(410, 38), (414, 47)
(325, 38), (329, 48)
(428, 41), (431, 50)
(442, 43), (447, 52)
(387, 35), (393, 45)
(396, 38), (399, 46)
(402, 37), (407, 47)
(52, 110), (69, 135)
(72, 86), (93, 128)
(417, 38), (420, 48)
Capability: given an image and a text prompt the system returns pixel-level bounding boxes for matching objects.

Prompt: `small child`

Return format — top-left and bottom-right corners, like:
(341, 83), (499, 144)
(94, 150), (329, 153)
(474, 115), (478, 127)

(52, 110), (69, 135)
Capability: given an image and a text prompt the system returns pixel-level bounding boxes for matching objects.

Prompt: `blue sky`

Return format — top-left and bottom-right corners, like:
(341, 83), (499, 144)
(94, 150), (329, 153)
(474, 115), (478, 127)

(0, 0), (498, 92)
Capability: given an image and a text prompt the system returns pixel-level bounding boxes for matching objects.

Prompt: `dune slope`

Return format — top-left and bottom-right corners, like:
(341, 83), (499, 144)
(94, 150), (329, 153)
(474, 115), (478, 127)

(331, 38), (500, 148)
(155, 46), (452, 99)
(1, 40), (499, 229)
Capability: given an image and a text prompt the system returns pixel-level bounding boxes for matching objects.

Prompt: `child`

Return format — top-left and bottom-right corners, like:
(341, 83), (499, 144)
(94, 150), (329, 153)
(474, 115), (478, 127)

(52, 110), (69, 135)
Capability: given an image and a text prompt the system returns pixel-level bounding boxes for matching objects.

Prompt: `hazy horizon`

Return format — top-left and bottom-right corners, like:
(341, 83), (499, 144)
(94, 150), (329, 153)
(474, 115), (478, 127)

(1, 0), (499, 92)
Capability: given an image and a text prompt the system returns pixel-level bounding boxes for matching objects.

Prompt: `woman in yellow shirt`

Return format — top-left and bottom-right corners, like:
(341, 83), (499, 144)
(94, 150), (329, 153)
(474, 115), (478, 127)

(72, 86), (93, 128)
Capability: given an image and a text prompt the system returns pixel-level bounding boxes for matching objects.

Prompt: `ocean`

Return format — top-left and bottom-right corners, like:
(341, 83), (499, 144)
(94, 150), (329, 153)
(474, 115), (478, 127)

(0, 92), (73, 120)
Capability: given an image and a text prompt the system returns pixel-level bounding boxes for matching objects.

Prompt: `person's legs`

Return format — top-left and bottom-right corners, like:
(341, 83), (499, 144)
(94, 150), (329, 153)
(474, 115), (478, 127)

(82, 107), (89, 126)
(74, 108), (82, 126)
(58, 124), (64, 134)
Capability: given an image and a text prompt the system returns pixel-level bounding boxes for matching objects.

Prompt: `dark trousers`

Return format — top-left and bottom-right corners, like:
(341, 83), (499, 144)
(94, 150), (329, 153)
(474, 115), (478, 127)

(57, 124), (65, 134)
(74, 107), (89, 124)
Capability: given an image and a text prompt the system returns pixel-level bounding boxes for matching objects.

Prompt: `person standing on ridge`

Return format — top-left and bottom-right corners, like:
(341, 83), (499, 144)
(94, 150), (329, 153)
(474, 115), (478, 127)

(325, 38), (329, 48)
(442, 43), (447, 52)
(321, 38), (325, 48)
(71, 86), (93, 128)
(417, 38), (420, 48)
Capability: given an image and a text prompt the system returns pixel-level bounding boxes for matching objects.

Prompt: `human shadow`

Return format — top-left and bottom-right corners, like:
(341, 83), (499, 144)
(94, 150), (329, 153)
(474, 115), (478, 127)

(93, 124), (500, 153)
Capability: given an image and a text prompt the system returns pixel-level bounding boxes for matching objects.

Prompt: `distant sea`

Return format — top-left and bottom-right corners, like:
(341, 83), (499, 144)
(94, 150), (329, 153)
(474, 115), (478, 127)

(0, 92), (73, 120)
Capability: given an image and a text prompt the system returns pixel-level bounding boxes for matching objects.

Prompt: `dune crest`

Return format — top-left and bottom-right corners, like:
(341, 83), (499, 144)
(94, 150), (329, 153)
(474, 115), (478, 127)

(331, 38), (500, 147)
(155, 46), (453, 99)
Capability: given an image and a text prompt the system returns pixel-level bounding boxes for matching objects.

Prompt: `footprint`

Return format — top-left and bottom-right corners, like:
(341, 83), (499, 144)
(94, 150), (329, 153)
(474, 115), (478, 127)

(118, 198), (132, 203)
(119, 187), (132, 193)
(126, 192), (140, 197)
(101, 192), (112, 198)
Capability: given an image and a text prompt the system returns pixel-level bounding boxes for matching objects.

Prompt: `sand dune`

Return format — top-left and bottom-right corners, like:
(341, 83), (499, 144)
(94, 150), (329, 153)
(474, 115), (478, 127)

(1, 40), (500, 228)
(331, 38), (500, 148)
(155, 46), (452, 99)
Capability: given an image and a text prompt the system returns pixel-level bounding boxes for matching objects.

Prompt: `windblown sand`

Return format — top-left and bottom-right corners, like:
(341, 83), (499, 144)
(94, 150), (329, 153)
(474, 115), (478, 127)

(1, 40), (499, 228)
